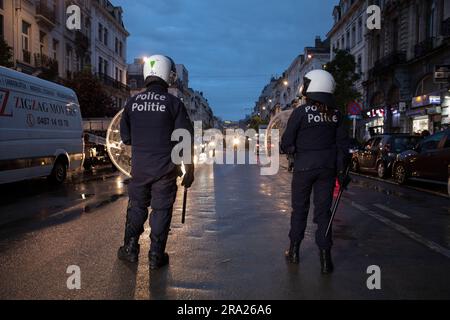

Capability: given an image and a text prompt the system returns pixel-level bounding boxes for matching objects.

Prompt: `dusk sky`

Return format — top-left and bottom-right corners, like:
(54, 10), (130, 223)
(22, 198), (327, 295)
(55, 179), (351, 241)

(115, 0), (337, 120)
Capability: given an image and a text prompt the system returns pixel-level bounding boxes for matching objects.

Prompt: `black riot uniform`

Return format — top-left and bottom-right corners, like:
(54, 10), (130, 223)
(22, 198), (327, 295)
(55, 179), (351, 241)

(118, 81), (193, 267)
(281, 100), (350, 272)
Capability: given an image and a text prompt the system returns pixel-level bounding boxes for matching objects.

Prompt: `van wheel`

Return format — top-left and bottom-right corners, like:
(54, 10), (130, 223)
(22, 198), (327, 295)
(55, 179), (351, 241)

(377, 162), (387, 179)
(49, 160), (67, 184)
(394, 163), (407, 185)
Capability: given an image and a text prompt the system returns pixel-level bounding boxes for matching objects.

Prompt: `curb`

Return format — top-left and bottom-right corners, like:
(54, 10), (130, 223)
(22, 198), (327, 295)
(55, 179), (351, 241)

(350, 172), (449, 199)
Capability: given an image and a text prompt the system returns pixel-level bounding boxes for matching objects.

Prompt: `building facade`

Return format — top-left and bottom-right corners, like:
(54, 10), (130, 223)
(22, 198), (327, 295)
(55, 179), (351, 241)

(91, 0), (129, 109)
(329, 0), (369, 97)
(254, 36), (330, 121)
(364, 0), (450, 136)
(0, 0), (129, 110)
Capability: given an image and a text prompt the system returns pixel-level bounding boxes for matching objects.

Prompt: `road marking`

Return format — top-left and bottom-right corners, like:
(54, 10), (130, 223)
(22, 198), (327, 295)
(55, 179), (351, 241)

(373, 203), (410, 219)
(350, 201), (450, 259)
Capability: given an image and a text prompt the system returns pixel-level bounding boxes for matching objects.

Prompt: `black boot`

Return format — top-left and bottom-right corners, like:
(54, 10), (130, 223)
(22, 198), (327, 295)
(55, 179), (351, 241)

(285, 242), (300, 264)
(149, 251), (169, 270)
(320, 249), (334, 274)
(118, 237), (140, 263)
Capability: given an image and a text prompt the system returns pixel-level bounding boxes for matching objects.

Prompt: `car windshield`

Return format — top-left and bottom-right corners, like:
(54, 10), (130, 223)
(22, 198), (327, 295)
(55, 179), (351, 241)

(391, 137), (421, 153)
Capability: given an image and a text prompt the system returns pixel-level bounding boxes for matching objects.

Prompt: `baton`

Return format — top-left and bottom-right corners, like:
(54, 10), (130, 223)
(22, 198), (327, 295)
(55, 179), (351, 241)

(325, 166), (350, 237)
(181, 187), (188, 224)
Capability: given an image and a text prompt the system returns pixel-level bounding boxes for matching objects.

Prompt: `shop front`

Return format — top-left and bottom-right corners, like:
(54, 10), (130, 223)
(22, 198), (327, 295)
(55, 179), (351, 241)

(441, 91), (450, 129)
(364, 107), (385, 138)
(409, 93), (443, 134)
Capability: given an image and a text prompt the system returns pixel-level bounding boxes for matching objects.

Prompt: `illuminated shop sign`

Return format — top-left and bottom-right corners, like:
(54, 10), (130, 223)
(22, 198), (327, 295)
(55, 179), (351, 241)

(412, 94), (441, 108)
(366, 108), (385, 118)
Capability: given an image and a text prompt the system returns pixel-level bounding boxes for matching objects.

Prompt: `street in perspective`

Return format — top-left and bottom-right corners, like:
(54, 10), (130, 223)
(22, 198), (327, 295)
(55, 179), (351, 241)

(0, 0), (450, 302)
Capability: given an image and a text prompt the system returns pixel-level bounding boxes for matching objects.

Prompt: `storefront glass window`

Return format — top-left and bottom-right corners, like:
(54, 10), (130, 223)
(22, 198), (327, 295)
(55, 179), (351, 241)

(413, 115), (429, 134)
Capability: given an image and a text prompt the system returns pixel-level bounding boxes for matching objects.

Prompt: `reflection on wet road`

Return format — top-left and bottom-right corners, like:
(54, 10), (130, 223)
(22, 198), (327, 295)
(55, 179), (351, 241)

(0, 160), (449, 299)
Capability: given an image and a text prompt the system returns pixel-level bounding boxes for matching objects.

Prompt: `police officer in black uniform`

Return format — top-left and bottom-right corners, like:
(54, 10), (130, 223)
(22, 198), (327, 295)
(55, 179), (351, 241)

(118, 55), (194, 270)
(281, 69), (350, 274)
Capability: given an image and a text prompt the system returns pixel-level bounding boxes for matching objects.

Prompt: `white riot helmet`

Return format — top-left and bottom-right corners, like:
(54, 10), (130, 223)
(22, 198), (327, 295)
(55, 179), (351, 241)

(301, 69), (336, 107)
(143, 55), (177, 86)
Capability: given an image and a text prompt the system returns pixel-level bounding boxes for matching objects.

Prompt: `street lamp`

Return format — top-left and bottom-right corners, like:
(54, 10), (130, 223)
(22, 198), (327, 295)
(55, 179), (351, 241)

(307, 54), (313, 59)
(283, 80), (288, 86)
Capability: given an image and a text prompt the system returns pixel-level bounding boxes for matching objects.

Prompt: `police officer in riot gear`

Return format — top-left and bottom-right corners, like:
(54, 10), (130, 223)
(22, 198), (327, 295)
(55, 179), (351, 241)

(118, 54), (194, 269)
(281, 69), (350, 274)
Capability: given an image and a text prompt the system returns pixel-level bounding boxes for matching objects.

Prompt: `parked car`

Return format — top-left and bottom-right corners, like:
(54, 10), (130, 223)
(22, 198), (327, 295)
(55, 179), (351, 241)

(0, 67), (83, 185)
(393, 129), (450, 187)
(351, 134), (422, 179)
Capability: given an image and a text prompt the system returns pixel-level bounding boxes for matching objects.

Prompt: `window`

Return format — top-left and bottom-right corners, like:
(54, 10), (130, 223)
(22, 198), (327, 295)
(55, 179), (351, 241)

(21, 21), (31, 63)
(374, 34), (381, 62)
(426, 0), (436, 39)
(373, 137), (382, 149)
(346, 30), (351, 49)
(103, 28), (108, 46)
(115, 37), (118, 54)
(364, 139), (375, 150)
(444, 134), (450, 149)
(98, 57), (103, 74)
(75, 53), (82, 71)
(420, 132), (444, 152)
(118, 98), (122, 108)
(115, 67), (119, 80)
(52, 39), (59, 60)
(119, 41), (123, 57)
(22, 21), (31, 51)
(119, 70), (123, 83)
(357, 55), (362, 75)
(392, 18), (399, 51)
(352, 25), (356, 47)
(85, 17), (90, 34)
(39, 31), (46, 55)
(358, 17), (363, 43)
(0, 14), (3, 39)
(98, 23), (103, 40)
(66, 45), (73, 72)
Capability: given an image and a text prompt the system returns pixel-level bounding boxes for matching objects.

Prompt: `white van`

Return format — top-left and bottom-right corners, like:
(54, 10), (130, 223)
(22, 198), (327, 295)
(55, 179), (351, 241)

(0, 67), (84, 184)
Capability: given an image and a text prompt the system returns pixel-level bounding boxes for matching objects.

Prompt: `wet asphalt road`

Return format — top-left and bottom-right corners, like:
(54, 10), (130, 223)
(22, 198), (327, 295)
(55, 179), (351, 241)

(0, 159), (449, 300)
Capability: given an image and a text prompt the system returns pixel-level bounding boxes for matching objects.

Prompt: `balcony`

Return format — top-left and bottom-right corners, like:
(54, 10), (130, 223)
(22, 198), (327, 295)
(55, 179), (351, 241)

(441, 18), (450, 38)
(35, 1), (56, 29)
(414, 37), (435, 58)
(34, 53), (58, 71)
(368, 51), (406, 77)
(96, 73), (130, 92)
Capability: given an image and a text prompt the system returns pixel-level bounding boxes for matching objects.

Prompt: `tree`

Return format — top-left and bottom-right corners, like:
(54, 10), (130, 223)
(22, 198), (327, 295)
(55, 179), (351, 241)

(248, 114), (268, 131)
(325, 50), (361, 115)
(64, 69), (115, 118)
(37, 60), (59, 82)
(0, 38), (14, 68)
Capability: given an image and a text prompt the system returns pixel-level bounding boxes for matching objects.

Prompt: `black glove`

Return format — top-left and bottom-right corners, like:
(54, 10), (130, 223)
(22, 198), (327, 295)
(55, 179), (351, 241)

(337, 170), (351, 189)
(181, 164), (195, 189)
